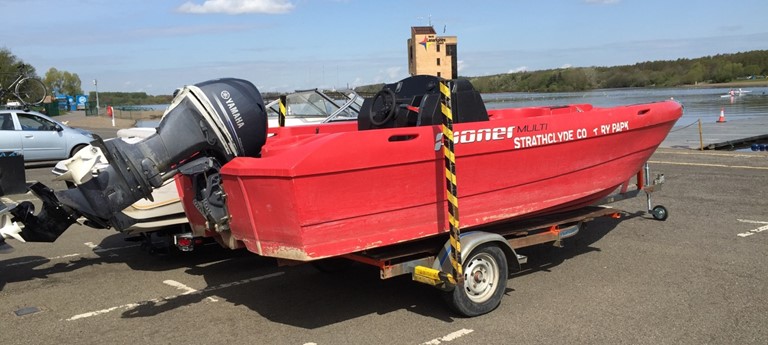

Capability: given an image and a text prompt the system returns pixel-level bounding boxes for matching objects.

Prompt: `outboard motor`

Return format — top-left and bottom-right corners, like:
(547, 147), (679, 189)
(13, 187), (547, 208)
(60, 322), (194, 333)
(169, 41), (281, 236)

(9, 78), (268, 241)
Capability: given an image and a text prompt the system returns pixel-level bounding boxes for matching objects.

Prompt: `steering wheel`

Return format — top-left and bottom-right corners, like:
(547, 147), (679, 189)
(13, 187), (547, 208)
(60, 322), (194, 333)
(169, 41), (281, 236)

(369, 89), (397, 126)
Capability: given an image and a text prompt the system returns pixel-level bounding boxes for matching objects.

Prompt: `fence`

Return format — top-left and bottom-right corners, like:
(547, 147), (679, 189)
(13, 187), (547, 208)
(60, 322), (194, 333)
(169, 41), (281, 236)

(83, 103), (165, 120)
(110, 106), (165, 121)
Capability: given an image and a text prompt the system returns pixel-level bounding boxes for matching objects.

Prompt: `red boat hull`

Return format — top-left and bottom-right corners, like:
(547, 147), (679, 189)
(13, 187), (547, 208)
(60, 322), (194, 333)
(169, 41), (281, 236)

(178, 101), (682, 260)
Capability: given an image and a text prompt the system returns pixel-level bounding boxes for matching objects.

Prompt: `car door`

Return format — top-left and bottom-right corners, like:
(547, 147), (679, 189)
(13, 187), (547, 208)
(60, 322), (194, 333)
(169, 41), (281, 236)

(17, 112), (66, 161)
(0, 112), (23, 156)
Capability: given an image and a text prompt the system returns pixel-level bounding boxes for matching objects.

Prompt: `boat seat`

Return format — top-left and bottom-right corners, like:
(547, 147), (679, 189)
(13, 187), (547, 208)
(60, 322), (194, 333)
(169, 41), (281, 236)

(416, 93), (441, 126)
(358, 76), (489, 130)
(450, 78), (489, 123)
(416, 79), (489, 126)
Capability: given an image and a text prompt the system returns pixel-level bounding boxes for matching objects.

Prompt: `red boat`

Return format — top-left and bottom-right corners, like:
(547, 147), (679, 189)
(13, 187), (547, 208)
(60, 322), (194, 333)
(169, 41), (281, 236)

(173, 76), (682, 261)
(4, 75), (682, 316)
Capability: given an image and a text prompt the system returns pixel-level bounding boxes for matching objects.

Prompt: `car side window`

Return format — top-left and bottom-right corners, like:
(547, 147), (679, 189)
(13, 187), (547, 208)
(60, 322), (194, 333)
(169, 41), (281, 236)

(18, 113), (56, 131)
(0, 113), (14, 131)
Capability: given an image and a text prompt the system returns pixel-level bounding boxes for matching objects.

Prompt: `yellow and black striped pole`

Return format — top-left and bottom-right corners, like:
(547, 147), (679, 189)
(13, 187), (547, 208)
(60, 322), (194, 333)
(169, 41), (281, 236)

(440, 80), (463, 286)
(278, 95), (287, 127)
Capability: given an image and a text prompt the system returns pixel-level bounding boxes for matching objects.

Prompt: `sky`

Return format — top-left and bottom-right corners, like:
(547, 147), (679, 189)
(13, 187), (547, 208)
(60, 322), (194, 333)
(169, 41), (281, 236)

(2, 0), (767, 95)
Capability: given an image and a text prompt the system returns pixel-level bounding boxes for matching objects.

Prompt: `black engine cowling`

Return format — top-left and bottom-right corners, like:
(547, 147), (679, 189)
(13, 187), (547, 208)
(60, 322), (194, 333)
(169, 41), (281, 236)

(22, 78), (268, 236)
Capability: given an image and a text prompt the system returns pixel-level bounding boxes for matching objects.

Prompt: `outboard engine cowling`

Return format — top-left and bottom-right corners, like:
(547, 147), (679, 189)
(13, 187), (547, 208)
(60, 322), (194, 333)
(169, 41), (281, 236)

(12, 78), (268, 239)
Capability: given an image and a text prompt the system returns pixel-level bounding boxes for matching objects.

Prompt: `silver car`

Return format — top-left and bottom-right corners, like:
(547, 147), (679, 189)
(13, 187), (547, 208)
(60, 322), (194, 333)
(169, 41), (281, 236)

(0, 109), (94, 162)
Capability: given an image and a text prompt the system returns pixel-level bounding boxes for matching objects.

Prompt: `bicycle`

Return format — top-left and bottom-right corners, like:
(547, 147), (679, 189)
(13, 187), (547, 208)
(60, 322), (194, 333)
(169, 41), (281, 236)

(0, 64), (47, 107)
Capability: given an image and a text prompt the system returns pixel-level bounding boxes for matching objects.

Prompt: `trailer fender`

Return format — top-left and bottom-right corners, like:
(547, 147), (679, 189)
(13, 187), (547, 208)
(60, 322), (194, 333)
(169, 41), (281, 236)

(434, 231), (521, 274)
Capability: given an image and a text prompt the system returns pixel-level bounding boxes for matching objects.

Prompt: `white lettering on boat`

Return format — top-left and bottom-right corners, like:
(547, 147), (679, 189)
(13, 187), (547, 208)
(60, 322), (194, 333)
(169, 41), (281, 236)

(454, 126), (516, 144)
(514, 129), (584, 149)
(453, 125), (592, 148)
(599, 121), (629, 135)
(451, 118), (634, 148)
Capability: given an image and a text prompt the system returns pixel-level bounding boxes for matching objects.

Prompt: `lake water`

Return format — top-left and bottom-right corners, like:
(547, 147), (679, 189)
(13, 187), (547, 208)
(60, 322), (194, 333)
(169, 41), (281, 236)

(482, 86), (768, 127)
(142, 86), (768, 129)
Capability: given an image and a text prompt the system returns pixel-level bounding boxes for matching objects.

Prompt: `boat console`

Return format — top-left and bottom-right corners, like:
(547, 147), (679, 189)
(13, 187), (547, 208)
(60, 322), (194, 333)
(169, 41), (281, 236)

(358, 75), (488, 130)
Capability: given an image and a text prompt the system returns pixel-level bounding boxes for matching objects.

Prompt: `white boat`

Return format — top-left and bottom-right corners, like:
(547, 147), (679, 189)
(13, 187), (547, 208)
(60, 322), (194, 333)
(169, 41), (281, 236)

(720, 88), (752, 97)
(51, 88), (362, 238)
(264, 88), (363, 127)
(51, 129), (188, 235)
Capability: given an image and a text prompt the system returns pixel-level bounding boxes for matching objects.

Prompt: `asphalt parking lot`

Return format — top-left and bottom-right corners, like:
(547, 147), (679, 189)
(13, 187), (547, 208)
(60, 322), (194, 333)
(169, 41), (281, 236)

(1, 148), (767, 345)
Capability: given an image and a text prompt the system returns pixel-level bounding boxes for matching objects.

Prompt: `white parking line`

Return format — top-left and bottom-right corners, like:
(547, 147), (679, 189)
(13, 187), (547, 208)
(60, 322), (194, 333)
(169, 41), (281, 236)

(164, 279), (219, 302)
(420, 329), (474, 345)
(2, 243), (143, 268)
(736, 219), (768, 237)
(3, 253), (81, 267)
(84, 242), (142, 253)
(737, 219), (768, 225)
(66, 272), (284, 321)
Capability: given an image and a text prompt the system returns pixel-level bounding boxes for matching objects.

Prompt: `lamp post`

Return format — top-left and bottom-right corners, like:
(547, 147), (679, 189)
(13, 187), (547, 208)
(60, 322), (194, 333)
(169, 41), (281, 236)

(93, 79), (99, 114)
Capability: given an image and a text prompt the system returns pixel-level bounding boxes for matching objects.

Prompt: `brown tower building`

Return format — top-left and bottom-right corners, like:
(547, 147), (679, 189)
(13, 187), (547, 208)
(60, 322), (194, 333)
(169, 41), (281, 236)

(407, 26), (458, 79)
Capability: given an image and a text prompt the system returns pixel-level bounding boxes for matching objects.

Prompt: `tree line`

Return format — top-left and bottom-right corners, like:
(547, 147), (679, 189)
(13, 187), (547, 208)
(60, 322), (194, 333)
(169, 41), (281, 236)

(355, 50), (768, 94)
(465, 50), (768, 93)
(88, 91), (173, 107)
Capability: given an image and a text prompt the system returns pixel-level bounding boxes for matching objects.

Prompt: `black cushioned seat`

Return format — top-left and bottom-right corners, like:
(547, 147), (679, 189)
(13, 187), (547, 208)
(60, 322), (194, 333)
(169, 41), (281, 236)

(358, 75), (488, 130)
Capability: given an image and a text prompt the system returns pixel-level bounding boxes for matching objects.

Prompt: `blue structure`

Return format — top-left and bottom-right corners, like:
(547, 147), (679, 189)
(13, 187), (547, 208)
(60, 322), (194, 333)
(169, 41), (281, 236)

(75, 95), (88, 110)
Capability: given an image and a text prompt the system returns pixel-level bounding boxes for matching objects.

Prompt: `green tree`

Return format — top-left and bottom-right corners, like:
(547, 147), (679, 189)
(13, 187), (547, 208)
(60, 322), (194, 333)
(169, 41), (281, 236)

(712, 62), (743, 83)
(743, 64), (761, 78)
(44, 67), (83, 96)
(681, 62), (706, 85)
(1, 48), (43, 104)
(560, 69), (592, 91)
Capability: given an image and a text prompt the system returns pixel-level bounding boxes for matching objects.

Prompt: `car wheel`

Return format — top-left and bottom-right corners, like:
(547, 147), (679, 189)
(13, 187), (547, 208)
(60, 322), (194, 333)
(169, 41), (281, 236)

(70, 144), (88, 158)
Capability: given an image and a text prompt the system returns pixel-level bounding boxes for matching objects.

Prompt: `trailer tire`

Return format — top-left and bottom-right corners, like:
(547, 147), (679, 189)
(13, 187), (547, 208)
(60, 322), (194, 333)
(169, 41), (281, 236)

(444, 244), (508, 317)
(651, 205), (668, 221)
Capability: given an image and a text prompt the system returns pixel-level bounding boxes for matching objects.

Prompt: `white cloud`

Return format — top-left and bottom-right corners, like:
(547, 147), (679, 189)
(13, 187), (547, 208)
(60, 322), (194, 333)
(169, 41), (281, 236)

(560, 64), (573, 69)
(508, 66), (528, 73)
(385, 66), (403, 80)
(177, 0), (294, 14)
(457, 60), (466, 73)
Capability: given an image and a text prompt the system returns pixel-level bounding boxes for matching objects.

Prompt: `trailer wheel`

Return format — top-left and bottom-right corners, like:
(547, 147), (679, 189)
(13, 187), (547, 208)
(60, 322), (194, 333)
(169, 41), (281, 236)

(444, 244), (508, 317)
(651, 205), (668, 221)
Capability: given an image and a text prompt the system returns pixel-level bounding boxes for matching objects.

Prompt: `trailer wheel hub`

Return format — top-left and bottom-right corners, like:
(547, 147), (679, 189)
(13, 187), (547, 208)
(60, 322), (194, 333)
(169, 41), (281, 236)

(464, 252), (498, 303)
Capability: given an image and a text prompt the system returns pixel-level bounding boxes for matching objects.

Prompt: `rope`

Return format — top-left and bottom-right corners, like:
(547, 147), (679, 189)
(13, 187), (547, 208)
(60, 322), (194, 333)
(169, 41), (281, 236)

(669, 119), (700, 132)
